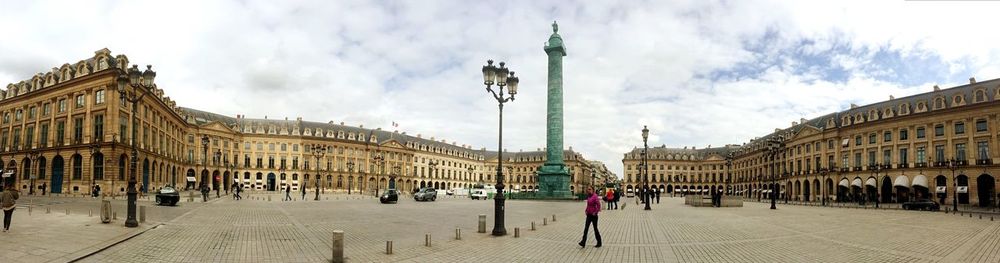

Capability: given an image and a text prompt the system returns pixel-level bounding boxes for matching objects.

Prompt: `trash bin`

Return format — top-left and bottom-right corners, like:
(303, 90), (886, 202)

(101, 200), (112, 223)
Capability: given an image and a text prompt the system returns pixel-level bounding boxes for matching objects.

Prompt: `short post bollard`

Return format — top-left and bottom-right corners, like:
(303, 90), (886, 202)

(478, 214), (487, 233)
(543, 217), (547, 226)
(28, 206), (32, 215)
(531, 221), (536, 231)
(90, 209), (93, 217)
(386, 241), (393, 255)
(515, 227), (520, 238)
(65, 209), (70, 215)
(552, 214), (556, 222)
(425, 234), (432, 247)
(46, 207), (51, 214)
(455, 228), (461, 240)
(188, 191), (194, 202)
(332, 230), (344, 263)
(268, 196), (272, 202)
(140, 206), (146, 223)
(113, 211), (117, 220)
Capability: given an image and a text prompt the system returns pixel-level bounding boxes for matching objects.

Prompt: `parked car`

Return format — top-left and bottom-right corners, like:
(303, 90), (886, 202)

(902, 199), (940, 211)
(155, 186), (180, 206)
(414, 187), (438, 202)
(626, 188), (635, 198)
(380, 189), (399, 204)
(471, 189), (487, 200)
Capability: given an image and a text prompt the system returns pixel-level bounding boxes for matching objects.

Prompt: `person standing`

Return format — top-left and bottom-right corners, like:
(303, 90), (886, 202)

(578, 186), (602, 248)
(655, 188), (661, 204)
(236, 183), (244, 200)
(1, 184), (20, 232)
(41, 182), (47, 196)
(215, 183), (220, 198)
(613, 188), (620, 210)
(200, 184), (209, 202)
(605, 188), (614, 210)
(300, 184), (306, 200)
(284, 185), (292, 201)
(94, 184), (102, 198)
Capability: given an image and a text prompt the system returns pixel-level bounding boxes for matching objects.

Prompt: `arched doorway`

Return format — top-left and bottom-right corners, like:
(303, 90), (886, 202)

(912, 175), (929, 200)
(958, 175), (969, 204)
(837, 179), (849, 202)
(893, 176), (911, 203)
(420, 180), (426, 188)
(434, 181), (440, 189)
(186, 169), (196, 190)
(935, 175), (947, 205)
(267, 173), (276, 191)
(802, 180), (810, 202)
(977, 174), (994, 207)
(212, 170), (220, 191)
(50, 156), (64, 193)
(880, 176), (892, 203)
(4, 160), (15, 187)
(223, 171), (231, 192)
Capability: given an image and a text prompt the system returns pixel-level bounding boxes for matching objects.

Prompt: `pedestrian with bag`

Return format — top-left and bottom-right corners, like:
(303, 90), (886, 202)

(1, 184), (20, 232)
(578, 186), (602, 248)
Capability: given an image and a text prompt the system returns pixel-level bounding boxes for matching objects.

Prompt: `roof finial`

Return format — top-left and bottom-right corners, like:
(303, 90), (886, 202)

(552, 20), (558, 33)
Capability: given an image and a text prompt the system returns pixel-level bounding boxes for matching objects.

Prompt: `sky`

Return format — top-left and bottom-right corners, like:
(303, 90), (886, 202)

(2, 0), (1000, 179)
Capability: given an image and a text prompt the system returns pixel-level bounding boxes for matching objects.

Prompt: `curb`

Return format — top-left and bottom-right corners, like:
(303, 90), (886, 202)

(58, 223), (163, 263)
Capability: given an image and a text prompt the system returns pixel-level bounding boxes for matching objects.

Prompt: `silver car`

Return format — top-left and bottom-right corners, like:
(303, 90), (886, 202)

(414, 187), (437, 202)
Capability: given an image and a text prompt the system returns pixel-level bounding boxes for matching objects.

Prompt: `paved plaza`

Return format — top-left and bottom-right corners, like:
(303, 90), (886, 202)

(1, 192), (999, 262)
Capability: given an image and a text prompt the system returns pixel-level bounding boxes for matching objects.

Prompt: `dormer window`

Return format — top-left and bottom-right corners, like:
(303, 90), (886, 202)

(916, 101), (927, 112)
(898, 103), (909, 115)
(953, 94), (965, 106)
(934, 97), (945, 109)
(868, 110), (878, 121)
(974, 89), (986, 103)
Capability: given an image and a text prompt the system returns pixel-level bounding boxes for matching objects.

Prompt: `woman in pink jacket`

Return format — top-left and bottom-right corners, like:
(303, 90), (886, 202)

(579, 186), (602, 248)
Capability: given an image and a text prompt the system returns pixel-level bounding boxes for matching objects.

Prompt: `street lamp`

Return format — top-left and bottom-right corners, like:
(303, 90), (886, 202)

(89, 143), (101, 195)
(820, 162), (835, 206)
(311, 144), (327, 200)
(346, 161), (355, 195)
(200, 135), (209, 191)
(482, 59), (518, 236)
(642, 125), (651, 211)
(944, 158), (963, 212)
(766, 135), (785, 210)
(392, 165), (401, 191)
(867, 162), (885, 208)
(725, 152), (733, 196)
(115, 64), (156, 228)
(372, 151), (384, 197)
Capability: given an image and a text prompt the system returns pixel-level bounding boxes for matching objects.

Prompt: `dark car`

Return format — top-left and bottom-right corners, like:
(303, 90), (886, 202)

(380, 189), (399, 204)
(414, 187), (437, 202)
(902, 199), (940, 211)
(155, 186), (180, 206)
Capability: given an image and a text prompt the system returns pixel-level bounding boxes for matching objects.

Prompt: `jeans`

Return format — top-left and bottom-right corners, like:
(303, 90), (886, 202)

(3, 208), (13, 230)
(580, 214), (602, 245)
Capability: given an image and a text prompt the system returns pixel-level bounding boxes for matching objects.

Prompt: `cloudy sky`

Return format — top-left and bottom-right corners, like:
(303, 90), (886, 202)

(2, 0), (999, 178)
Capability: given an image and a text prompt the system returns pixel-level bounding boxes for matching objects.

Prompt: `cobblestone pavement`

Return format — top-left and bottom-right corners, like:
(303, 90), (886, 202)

(9, 192), (1000, 262)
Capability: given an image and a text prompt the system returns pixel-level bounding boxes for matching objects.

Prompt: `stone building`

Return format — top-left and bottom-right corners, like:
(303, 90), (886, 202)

(0, 49), (597, 196)
(624, 78), (1000, 208)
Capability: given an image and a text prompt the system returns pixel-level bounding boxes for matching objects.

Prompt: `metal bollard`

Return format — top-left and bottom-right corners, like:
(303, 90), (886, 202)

(543, 218), (547, 226)
(46, 207), (50, 214)
(455, 228), (461, 240)
(552, 214), (556, 222)
(140, 206), (146, 223)
(332, 230), (344, 263)
(113, 211), (117, 220)
(425, 234), (432, 247)
(478, 214), (487, 233)
(90, 209), (93, 217)
(268, 196), (272, 202)
(386, 241), (393, 254)
(65, 209), (70, 215)
(515, 227), (520, 238)
(979, 214), (982, 219)
(531, 221), (536, 231)
(970, 213), (973, 218)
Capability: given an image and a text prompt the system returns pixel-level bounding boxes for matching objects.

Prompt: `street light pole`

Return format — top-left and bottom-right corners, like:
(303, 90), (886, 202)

(311, 144), (327, 201)
(347, 161), (355, 195)
(115, 64), (156, 228)
(642, 126), (651, 211)
(482, 59), (519, 236)
(948, 159), (960, 212)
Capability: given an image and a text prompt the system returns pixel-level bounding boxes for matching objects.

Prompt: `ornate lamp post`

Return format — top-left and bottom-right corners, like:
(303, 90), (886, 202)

(88, 143), (101, 195)
(346, 161), (355, 195)
(115, 64), (156, 228)
(642, 126), (651, 211)
(28, 151), (40, 195)
(867, 162), (886, 208)
(725, 152), (733, 196)
(372, 151), (384, 196)
(945, 158), (962, 212)
(310, 144), (327, 200)
(200, 135), (209, 191)
(482, 59), (519, 236)
(820, 163), (834, 206)
(392, 165), (401, 190)
(766, 135), (785, 210)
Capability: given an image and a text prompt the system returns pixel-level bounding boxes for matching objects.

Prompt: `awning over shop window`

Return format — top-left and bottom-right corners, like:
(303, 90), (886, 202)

(893, 176), (910, 188)
(865, 178), (877, 187)
(839, 179), (850, 188)
(186, 176), (196, 182)
(936, 186), (947, 193)
(912, 175), (928, 188)
(852, 178), (863, 188)
(1, 171), (13, 178)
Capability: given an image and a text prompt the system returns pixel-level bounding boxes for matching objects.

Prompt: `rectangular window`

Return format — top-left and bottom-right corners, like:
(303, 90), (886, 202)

(868, 134), (876, 144)
(900, 148), (908, 165)
(42, 103), (50, 116)
(73, 117), (83, 143)
(884, 131), (892, 142)
(95, 90), (105, 104)
(955, 122), (965, 135)
(27, 107), (36, 119)
(935, 125), (944, 137)
(58, 99), (66, 112)
(56, 120), (65, 146)
(854, 153), (862, 167)
(976, 119), (988, 132)
(916, 127), (925, 139)
(25, 126), (33, 149)
(93, 115), (104, 142)
(119, 115), (128, 143)
(0, 131), (7, 150)
(39, 124), (48, 148)
(978, 142), (989, 160)
(855, 136), (862, 146)
(916, 147), (926, 164)
(12, 128), (20, 150)
(935, 145), (945, 162)
(75, 94), (85, 108)
(956, 143), (967, 161)
(899, 129), (908, 140)
(868, 151), (876, 165)
(882, 149), (891, 163)
(244, 142), (250, 150)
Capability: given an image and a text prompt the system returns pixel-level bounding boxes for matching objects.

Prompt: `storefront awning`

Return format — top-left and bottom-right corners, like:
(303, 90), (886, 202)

(1, 171), (12, 178)
(893, 176), (910, 188)
(186, 176), (197, 182)
(839, 179), (850, 188)
(936, 186), (947, 193)
(912, 175), (928, 188)
(865, 178), (877, 187)
(852, 178), (863, 188)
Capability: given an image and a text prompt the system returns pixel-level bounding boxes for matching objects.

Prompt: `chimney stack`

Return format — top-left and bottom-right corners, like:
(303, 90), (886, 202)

(970, 77), (977, 84)
(933, 85), (940, 91)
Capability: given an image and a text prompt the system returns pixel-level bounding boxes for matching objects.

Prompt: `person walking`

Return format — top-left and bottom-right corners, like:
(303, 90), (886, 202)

(300, 185), (306, 200)
(236, 183), (244, 200)
(578, 186), (602, 248)
(605, 188), (614, 210)
(655, 188), (661, 204)
(41, 182), (47, 196)
(2, 184), (20, 232)
(200, 184), (209, 202)
(613, 188), (620, 210)
(284, 185), (292, 201)
(215, 183), (220, 198)
(94, 184), (102, 198)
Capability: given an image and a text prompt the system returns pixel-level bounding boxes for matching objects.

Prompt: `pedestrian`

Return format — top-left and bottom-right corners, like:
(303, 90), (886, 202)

(237, 183), (244, 200)
(138, 183), (144, 198)
(655, 188), (661, 204)
(215, 184), (220, 198)
(1, 184), (20, 232)
(284, 184), (292, 201)
(578, 186), (602, 248)
(41, 182), (47, 196)
(613, 188), (620, 210)
(605, 188), (614, 210)
(200, 184), (209, 202)
(301, 185), (306, 200)
(94, 184), (102, 198)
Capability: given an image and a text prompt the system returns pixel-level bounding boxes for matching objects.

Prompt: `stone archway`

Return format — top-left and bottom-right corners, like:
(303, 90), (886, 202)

(977, 174), (994, 207)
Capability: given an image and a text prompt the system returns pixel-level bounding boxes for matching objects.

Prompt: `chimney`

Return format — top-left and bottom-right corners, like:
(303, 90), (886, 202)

(889, 95), (895, 100)
(792, 121), (798, 126)
(850, 103), (858, 109)
(933, 85), (940, 91)
(359, 124), (363, 128)
(340, 122), (344, 125)
(417, 134), (421, 138)
(800, 118), (807, 123)
(970, 77), (977, 84)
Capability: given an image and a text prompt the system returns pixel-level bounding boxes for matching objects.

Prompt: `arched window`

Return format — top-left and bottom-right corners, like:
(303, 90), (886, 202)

(975, 90), (986, 102)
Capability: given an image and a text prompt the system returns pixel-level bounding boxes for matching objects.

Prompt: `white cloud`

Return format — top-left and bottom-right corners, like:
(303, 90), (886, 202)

(1, 0), (997, 179)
